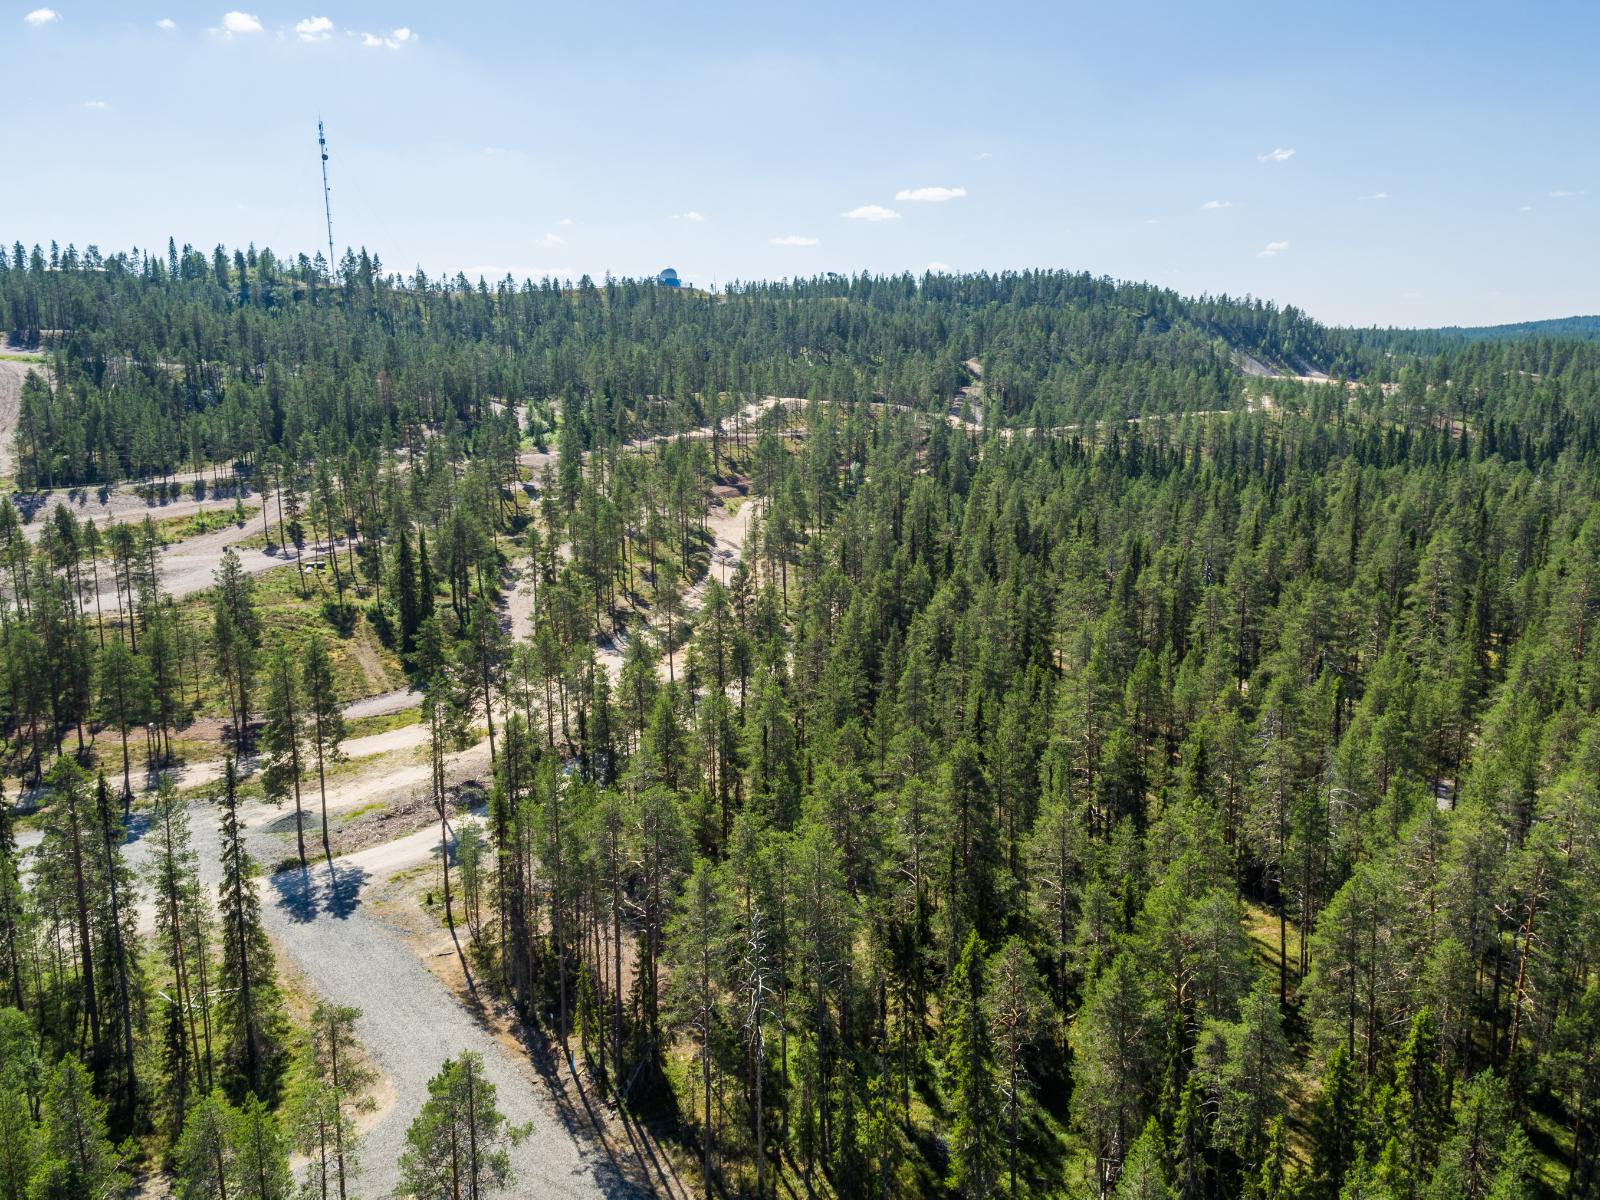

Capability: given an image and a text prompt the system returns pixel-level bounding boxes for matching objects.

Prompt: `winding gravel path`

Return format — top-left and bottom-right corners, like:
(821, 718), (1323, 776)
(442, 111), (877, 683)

(101, 776), (638, 1198)
(265, 859), (636, 1199)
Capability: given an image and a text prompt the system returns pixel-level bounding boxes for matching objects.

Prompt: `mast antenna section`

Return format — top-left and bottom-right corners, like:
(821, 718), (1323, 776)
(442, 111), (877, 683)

(318, 118), (337, 279)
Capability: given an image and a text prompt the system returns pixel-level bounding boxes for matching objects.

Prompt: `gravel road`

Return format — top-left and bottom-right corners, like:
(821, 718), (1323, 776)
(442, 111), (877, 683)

(265, 858), (638, 1198)
(100, 776), (640, 1198)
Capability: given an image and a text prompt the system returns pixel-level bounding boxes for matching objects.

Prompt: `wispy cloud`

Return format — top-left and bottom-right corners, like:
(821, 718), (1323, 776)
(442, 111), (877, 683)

(1360, 191), (1389, 201)
(23, 8), (58, 26)
(842, 204), (900, 222)
(1201, 199), (1238, 210)
(770, 235), (819, 247)
(539, 232), (564, 246)
(1519, 204), (1533, 212)
(82, 99), (107, 110)
(896, 185), (966, 202)
(294, 15), (333, 40)
(671, 211), (706, 223)
(976, 152), (992, 161)
(156, 16), (176, 29)
(556, 217), (575, 226)
(359, 26), (412, 49)
(1257, 240), (1290, 258)
(1257, 147), (1296, 163)
(214, 10), (262, 35)
(1549, 188), (1583, 198)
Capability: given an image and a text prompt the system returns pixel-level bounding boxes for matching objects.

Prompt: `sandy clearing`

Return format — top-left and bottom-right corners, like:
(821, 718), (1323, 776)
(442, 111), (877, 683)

(240, 735), (487, 832)
(16, 487), (262, 543)
(0, 363), (34, 483)
(594, 494), (762, 684)
(344, 687), (423, 721)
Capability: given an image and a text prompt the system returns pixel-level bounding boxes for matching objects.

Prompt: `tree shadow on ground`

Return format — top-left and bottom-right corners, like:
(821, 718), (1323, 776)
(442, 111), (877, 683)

(268, 855), (372, 923)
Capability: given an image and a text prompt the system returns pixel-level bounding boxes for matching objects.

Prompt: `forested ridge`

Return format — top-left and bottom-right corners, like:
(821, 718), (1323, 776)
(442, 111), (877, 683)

(0, 239), (1598, 1200)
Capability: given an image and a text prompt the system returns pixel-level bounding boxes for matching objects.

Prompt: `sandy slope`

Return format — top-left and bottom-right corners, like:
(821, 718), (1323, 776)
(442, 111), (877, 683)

(0, 347), (47, 483)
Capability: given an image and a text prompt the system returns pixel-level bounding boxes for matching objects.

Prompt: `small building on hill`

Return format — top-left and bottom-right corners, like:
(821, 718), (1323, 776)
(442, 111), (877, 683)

(657, 267), (681, 288)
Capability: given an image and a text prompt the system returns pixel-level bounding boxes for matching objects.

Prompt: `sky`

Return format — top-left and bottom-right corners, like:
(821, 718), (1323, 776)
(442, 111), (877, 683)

(3, 0), (1596, 328)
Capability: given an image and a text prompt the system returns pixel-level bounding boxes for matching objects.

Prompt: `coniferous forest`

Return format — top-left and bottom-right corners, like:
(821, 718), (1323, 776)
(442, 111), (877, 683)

(1, 239), (1599, 1199)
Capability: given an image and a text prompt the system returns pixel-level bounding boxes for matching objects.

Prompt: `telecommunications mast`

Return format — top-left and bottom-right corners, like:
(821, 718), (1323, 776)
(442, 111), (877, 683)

(317, 118), (336, 279)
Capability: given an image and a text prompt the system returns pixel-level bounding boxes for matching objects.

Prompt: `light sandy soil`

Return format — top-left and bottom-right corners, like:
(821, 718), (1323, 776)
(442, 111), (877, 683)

(16, 486), (261, 543)
(0, 338), (47, 483)
(593, 494), (761, 684)
(343, 687), (422, 721)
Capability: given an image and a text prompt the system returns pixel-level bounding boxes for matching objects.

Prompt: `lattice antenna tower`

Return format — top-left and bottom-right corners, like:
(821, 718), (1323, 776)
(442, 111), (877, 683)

(317, 118), (337, 280)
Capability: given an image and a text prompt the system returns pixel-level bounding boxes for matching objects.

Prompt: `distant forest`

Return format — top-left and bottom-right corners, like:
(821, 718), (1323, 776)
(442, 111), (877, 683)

(1, 239), (1599, 1199)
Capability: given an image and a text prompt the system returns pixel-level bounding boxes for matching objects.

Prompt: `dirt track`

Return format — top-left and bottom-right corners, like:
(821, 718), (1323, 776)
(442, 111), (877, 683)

(0, 348), (46, 483)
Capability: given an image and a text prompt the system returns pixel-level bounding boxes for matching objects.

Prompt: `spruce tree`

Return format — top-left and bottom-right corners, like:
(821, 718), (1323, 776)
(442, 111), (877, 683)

(217, 757), (286, 1102)
(944, 931), (1001, 1199)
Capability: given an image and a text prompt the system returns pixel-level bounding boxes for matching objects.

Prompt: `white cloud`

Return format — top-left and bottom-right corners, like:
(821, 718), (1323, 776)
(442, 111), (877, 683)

(976, 152), (992, 160)
(770, 235), (819, 247)
(1257, 147), (1296, 163)
(556, 217), (575, 226)
(1201, 199), (1238, 210)
(221, 11), (262, 34)
(360, 25), (413, 48)
(671, 211), (706, 222)
(539, 232), (565, 246)
(1144, 218), (1160, 225)
(927, 261), (952, 272)
(1257, 240), (1290, 258)
(156, 16), (175, 28)
(294, 15), (333, 40)
(1549, 188), (1583, 198)
(23, 7), (58, 25)
(895, 185), (967, 202)
(1360, 191), (1389, 201)
(82, 99), (106, 110)
(1519, 204), (1533, 212)
(842, 204), (901, 222)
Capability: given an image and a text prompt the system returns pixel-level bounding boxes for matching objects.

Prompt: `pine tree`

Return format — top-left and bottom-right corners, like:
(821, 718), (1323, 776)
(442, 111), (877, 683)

(260, 645), (308, 866)
(302, 634), (345, 855)
(232, 1093), (292, 1200)
(28, 1056), (124, 1200)
(0, 1056), (34, 1200)
(175, 1091), (237, 1200)
(212, 548), (261, 752)
(0, 786), (27, 1012)
(1074, 952), (1158, 1194)
(396, 1052), (528, 1200)
(985, 935), (1052, 1199)
(93, 635), (151, 809)
(291, 1002), (375, 1200)
(666, 858), (729, 1199)
(1117, 1121), (1175, 1200)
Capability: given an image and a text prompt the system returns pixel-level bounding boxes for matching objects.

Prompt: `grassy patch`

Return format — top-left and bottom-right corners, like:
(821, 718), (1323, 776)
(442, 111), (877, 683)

(172, 563), (404, 720)
(150, 504), (260, 544)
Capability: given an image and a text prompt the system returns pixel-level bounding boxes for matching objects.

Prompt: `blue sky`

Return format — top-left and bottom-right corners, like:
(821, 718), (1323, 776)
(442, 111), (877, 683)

(4, 0), (1596, 327)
